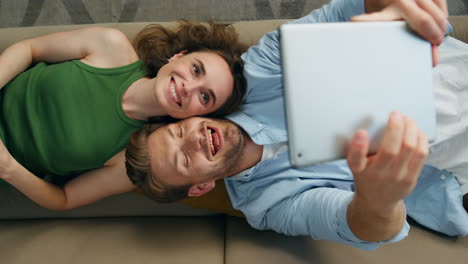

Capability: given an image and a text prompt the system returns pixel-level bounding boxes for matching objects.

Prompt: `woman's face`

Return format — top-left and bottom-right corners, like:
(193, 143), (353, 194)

(154, 51), (234, 119)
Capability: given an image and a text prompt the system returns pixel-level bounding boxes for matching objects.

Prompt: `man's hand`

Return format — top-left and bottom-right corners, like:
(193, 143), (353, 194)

(352, 0), (449, 66)
(346, 111), (429, 241)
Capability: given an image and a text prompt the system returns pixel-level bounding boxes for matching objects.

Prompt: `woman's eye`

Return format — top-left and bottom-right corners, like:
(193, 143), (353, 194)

(193, 65), (200, 76)
(201, 92), (209, 105)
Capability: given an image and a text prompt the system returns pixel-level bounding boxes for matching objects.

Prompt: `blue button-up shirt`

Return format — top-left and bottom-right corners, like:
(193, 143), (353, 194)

(227, 0), (364, 144)
(225, 0), (468, 250)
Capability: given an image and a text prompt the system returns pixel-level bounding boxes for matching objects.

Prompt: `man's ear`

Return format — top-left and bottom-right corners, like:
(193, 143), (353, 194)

(168, 50), (188, 62)
(187, 181), (215, 197)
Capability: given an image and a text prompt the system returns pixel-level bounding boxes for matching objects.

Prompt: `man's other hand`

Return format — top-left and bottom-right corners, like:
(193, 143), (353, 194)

(352, 0), (449, 66)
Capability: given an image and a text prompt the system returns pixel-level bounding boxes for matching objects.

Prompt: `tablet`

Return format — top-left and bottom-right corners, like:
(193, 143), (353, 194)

(280, 21), (436, 167)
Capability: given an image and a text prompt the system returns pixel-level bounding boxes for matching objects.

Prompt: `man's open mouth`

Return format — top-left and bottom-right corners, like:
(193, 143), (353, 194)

(207, 127), (221, 156)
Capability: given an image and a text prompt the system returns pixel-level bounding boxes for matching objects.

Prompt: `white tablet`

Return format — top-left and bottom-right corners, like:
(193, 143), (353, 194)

(280, 21), (436, 167)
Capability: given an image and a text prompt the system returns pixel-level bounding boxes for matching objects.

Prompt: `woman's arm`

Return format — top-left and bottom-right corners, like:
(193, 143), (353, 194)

(0, 27), (138, 89)
(0, 139), (135, 210)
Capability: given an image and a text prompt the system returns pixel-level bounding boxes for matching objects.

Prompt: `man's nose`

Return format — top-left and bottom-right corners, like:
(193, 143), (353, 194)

(182, 132), (202, 152)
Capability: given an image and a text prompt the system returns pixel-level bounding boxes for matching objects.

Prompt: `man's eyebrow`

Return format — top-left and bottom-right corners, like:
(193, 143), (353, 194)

(195, 59), (206, 75)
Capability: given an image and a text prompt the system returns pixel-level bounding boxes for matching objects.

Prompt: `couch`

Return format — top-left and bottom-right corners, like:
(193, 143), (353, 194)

(1, 15), (468, 264)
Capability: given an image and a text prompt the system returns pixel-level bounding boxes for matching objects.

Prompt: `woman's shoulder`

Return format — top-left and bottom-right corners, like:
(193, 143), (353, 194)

(83, 27), (139, 68)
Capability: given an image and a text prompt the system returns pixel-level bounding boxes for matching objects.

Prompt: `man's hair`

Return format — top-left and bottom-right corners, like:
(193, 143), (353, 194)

(133, 20), (248, 117)
(125, 123), (191, 203)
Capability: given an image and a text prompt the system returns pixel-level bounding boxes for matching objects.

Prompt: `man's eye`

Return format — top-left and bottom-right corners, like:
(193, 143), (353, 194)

(201, 92), (209, 105)
(184, 153), (190, 168)
(193, 64), (200, 76)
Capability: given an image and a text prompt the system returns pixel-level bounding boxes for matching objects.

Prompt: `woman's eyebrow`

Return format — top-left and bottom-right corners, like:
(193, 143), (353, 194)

(195, 59), (206, 75)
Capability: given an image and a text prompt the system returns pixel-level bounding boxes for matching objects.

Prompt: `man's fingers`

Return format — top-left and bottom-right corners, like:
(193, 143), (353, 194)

(393, 116), (419, 176)
(350, 8), (400, 22)
(375, 112), (405, 167)
(408, 132), (429, 172)
(347, 130), (369, 174)
(401, 131), (429, 189)
(415, 0), (449, 34)
(398, 0), (444, 45)
(433, 0), (449, 16)
(432, 44), (439, 66)
(353, 0), (448, 46)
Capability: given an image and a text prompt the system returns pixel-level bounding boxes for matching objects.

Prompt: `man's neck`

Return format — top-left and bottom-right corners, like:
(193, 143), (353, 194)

(230, 137), (263, 176)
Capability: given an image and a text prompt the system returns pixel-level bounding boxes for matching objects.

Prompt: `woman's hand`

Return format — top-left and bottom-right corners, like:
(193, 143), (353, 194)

(353, 0), (449, 66)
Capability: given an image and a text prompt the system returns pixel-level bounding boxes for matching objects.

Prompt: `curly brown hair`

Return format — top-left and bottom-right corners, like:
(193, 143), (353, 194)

(133, 20), (248, 117)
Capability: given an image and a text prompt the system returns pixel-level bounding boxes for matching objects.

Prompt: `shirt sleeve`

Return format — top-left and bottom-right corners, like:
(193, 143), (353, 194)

(258, 187), (409, 250)
(294, 0), (365, 24)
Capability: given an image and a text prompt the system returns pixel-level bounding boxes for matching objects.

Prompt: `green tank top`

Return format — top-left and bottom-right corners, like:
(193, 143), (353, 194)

(0, 60), (147, 178)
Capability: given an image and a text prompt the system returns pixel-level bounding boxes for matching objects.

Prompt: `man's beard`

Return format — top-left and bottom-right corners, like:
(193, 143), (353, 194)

(216, 124), (246, 176)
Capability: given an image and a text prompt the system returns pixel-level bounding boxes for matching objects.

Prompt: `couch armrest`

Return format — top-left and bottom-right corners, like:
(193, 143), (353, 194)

(449, 16), (468, 43)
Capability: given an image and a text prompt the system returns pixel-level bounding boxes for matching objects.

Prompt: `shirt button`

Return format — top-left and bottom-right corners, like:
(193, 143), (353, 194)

(257, 124), (263, 127)
(440, 175), (447, 180)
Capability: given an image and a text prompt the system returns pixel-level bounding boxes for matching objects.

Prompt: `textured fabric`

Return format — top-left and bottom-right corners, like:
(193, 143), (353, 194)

(225, 0), (468, 250)
(227, 0), (363, 144)
(226, 151), (409, 250)
(226, 0), (403, 250)
(425, 36), (468, 195)
(0, 60), (147, 178)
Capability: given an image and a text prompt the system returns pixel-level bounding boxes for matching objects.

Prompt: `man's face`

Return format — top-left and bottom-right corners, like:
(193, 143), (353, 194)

(148, 117), (245, 188)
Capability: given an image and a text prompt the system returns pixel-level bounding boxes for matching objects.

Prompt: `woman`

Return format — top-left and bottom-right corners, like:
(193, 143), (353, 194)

(0, 21), (247, 210)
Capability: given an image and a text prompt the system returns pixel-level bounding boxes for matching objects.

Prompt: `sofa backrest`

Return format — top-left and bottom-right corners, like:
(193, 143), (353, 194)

(1, 17), (467, 52)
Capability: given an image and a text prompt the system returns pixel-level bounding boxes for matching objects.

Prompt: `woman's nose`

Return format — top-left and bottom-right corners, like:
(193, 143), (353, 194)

(181, 80), (200, 97)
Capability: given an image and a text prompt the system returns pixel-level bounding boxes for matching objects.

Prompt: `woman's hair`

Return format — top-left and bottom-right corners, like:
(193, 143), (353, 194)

(125, 124), (191, 203)
(133, 20), (249, 117)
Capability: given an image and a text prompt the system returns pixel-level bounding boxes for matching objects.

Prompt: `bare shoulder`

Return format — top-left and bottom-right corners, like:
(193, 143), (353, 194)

(94, 28), (131, 49)
(81, 27), (139, 68)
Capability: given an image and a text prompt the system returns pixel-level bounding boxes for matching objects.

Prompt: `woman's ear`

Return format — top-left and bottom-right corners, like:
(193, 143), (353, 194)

(187, 181), (216, 197)
(168, 50), (188, 62)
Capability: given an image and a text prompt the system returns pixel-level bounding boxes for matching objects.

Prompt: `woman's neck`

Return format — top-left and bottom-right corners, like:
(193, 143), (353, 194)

(122, 77), (166, 121)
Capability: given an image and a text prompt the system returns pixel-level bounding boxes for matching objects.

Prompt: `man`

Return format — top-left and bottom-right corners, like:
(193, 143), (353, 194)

(126, 114), (467, 250)
(126, 0), (468, 250)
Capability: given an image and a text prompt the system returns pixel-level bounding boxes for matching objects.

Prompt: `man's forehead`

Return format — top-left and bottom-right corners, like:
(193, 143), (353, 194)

(149, 125), (167, 140)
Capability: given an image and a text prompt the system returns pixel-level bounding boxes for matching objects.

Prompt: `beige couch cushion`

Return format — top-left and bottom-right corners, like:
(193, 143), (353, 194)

(0, 216), (225, 264)
(225, 217), (468, 264)
(0, 185), (215, 219)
